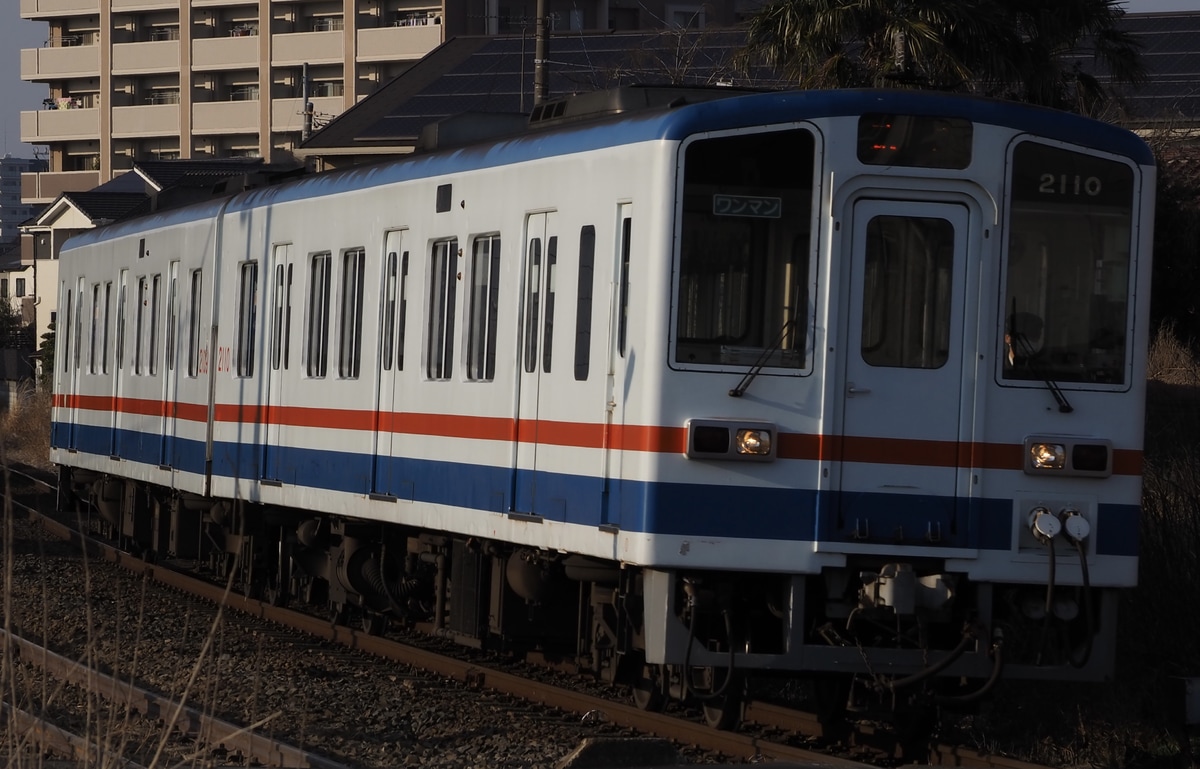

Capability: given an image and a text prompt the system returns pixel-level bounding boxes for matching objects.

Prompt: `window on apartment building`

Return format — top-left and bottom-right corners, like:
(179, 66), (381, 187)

(666, 5), (705, 27)
(1, 279), (7, 298)
(14, 278), (25, 297)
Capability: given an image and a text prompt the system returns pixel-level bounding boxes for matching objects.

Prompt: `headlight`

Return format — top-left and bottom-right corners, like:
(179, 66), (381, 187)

(1029, 442), (1066, 470)
(686, 419), (776, 462)
(1023, 437), (1111, 477)
(735, 428), (772, 456)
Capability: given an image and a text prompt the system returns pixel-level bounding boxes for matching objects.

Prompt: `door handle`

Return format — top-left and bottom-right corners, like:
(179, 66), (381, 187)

(847, 383), (871, 395)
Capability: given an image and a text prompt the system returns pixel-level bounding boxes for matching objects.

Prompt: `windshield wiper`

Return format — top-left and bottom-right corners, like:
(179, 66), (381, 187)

(1007, 305), (1073, 414)
(729, 315), (799, 398)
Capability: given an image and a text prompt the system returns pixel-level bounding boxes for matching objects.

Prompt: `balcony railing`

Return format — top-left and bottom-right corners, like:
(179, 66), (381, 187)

(271, 29), (343, 65)
(192, 34), (258, 70)
(357, 23), (441, 61)
(193, 100), (260, 134)
(311, 17), (344, 32)
(112, 103), (180, 138)
(112, 38), (181, 74)
(21, 106), (99, 142)
(21, 0), (101, 17)
(145, 90), (181, 105)
(21, 44), (100, 80)
(230, 85), (260, 101)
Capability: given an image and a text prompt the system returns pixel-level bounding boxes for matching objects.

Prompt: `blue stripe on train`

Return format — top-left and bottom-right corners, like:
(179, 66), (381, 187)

(52, 422), (1139, 555)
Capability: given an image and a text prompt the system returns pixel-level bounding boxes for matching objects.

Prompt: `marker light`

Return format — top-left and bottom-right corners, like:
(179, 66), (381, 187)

(1029, 442), (1066, 470)
(735, 428), (772, 456)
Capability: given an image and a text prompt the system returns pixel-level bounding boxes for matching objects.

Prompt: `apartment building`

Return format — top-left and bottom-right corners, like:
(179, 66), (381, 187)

(19, 0), (734, 208)
(18, 0), (451, 206)
(0, 156), (46, 246)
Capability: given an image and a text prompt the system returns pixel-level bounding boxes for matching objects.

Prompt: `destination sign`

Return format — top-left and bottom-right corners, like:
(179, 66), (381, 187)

(713, 194), (782, 218)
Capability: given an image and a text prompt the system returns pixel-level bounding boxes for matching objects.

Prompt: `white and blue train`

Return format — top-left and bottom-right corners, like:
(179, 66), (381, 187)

(51, 85), (1154, 726)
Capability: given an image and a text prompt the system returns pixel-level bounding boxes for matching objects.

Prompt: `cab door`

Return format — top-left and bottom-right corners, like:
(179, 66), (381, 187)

(832, 199), (971, 546)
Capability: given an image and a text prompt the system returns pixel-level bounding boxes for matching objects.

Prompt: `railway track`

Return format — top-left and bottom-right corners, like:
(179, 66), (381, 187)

(2, 627), (352, 769)
(1, 462), (1055, 768)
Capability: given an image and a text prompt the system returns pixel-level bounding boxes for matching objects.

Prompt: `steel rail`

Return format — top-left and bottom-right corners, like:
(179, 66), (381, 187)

(2, 628), (352, 769)
(0, 701), (149, 769)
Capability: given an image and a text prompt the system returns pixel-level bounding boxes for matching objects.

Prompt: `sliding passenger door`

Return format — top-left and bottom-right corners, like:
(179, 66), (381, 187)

(372, 231), (407, 496)
(262, 244), (294, 482)
(159, 261), (180, 468)
(110, 271), (128, 456)
(60, 280), (84, 451)
(513, 211), (561, 519)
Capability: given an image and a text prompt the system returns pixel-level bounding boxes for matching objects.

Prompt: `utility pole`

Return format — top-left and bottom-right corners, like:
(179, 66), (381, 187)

(533, 0), (549, 105)
(301, 62), (313, 142)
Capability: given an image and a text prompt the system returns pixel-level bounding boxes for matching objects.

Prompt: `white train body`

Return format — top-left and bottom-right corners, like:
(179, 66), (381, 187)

(51, 88), (1154, 695)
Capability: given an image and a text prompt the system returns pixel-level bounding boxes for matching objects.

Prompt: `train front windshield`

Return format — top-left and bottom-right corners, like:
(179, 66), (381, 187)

(673, 128), (816, 371)
(1003, 142), (1136, 386)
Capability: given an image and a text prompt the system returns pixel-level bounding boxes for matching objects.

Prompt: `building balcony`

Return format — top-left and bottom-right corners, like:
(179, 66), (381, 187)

(21, 106), (99, 143)
(112, 39), (181, 75)
(21, 43), (100, 81)
(193, 100), (261, 134)
(357, 22), (442, 62)
(192, 35), (259, 71)
(271, 30), (344, 66)
(112, 103), (180, 138)
(110, 0), (177, 9)
(272, 96), (343, 133)
(21, 171), (101, 205)
(20, 0), (100, 18)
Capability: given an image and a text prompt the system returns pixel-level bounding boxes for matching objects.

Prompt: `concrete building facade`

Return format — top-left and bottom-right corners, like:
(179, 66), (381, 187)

(0, 156), (47, 247)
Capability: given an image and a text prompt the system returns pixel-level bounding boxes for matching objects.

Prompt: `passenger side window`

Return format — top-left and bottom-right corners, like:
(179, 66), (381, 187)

(426, 239), (457, 380)
(338, 247), (366, 379)
(467, 235), (501, 381)
(307, 253), (332, 378)
(236, 262), (258, 377)
(187, 270), (202, 378)
(574, 226), (595, 381)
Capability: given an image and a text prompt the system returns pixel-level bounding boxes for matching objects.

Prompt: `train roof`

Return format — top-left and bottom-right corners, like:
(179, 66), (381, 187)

(62, 87), (1152, 252)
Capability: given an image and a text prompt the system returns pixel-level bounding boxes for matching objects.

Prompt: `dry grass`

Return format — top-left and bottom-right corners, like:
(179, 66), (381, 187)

(0, 384), (53, 473)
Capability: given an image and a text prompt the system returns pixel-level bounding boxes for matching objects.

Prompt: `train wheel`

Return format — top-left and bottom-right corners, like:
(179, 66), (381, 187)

(631, 663), (665, 712)
(699, 671), (745, 730)
(361, 611), (387, 636)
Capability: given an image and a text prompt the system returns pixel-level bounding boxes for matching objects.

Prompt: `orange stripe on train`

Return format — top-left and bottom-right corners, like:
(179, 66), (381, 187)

(54, 396), (1141, 474)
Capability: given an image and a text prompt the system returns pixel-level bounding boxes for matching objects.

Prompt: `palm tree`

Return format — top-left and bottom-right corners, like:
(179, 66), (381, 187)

(741, 0), (1144, 115)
